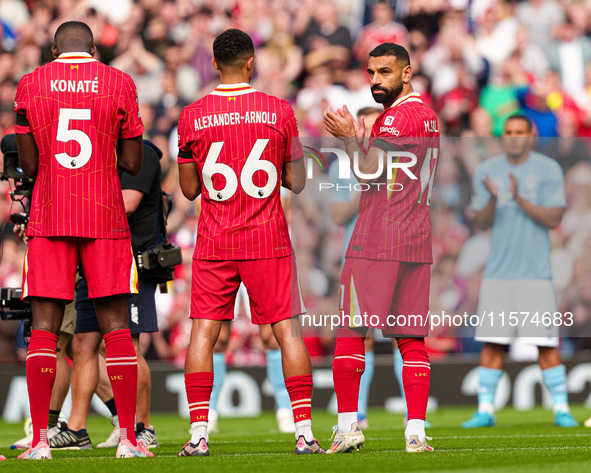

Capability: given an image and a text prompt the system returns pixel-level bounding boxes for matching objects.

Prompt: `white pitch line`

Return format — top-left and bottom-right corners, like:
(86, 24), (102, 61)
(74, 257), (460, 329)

(369, 433), (591, 441)
(435, 433), (591, 440)
(435, 446), (591, 452)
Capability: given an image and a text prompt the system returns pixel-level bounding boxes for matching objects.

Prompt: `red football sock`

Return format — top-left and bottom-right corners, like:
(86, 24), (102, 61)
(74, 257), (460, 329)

(332, 329), (365, 413)
(27, 329), (58, 446)
(185, 372), (214, 423)
(104, 329), (137, 446)
(285, 374), (313, 422)
(398, 337), (430, 421)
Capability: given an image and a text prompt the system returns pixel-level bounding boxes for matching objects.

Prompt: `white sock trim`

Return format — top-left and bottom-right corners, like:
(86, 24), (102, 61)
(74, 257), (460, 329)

(337, 412), (357, 434)
(405, 419), (425, 442)
(478, 402), (495, 415)
(190, 421), (208, 443)
(295, 418), (313, 442)
(553, 403), (569, 414)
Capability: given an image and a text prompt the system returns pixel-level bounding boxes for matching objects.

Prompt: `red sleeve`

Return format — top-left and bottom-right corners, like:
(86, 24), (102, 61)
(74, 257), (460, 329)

(177, 108), (194, 164)
(119, 74), (144, 139)
(281, 101), (302, 163)
(14, 73), (32, 134)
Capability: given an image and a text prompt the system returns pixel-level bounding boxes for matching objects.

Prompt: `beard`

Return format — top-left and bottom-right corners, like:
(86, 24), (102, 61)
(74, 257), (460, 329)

(371, 81), (404, 104)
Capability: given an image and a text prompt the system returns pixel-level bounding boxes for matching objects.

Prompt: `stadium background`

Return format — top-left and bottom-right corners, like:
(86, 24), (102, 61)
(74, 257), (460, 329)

(1, 0), (591, 420)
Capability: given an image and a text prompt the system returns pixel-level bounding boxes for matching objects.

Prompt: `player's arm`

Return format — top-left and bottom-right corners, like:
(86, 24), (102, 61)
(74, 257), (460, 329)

(15, 133), (39, 178)
(122, 189), (143, 216)
(472, 197), (496, 230)
(514, 198), (564, 229)
(120, 141), (160, 215)
(176, 109), (201, 200)
(509, 172), (564, 229)
(328, 160), (360, 225)
(281, 102), (306, 193)
(117, 135), (143, 176)
(472, 175), (497, 230)
(330, 192), (361, 226)
(117, 75), (144, 175)
(14, 78), (39, 178)
(343, 138), (387, 184)
(178, 162), (202, 201)
(281, 157), (305, 194)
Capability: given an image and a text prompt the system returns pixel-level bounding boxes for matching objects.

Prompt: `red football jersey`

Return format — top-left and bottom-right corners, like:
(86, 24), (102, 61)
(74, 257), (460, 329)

(177, 83), (302, 260)
(14, 52), (144, 239)
(346, 92), (440, 263)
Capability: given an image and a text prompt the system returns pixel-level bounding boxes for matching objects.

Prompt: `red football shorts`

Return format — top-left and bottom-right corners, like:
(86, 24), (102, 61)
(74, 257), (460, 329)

(23, 236), (138, 300)
(190, 256), (305, 325)
(339, 258), (430, 337)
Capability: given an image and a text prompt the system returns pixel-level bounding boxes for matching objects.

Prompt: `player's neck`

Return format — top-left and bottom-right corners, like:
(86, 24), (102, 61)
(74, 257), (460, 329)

(218, 74), (251, 85)
(56, 50), (91, 56)
(506, 152), (530, 165)
(55, 44), (93, 56)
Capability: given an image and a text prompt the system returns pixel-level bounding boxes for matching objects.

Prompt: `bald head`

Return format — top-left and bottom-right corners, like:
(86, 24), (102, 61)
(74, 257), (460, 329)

(53, 21), (95, 57)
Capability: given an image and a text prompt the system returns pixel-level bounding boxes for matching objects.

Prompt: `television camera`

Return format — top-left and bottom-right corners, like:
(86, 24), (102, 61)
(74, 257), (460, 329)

(0, 134), (32, 334)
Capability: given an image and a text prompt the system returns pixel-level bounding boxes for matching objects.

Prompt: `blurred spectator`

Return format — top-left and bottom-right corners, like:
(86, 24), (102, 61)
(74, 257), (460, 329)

(296, 67), (341, 134)
(0, 0), (30, 34)
(515, 0), (565, 50)
(421, 11), (484, 99)
(87, 0), (132, 25)
(255, 9), (303, 89)
(542, 115), (589, 176)
(516, 78), (558, 137)
(354, 1), (408, 64)
(296, 0), (352, 76)
(547, 18), (591, 100)
(162, 44), (200, 103)
(513, 28), (548, 81)
(479, 61), (521, 136)
(324, 69), (375, 119)
(434, 64), (479, 136)
(474, 1), (518, 70)
(111, 36), (164, 105)
(184, 7), (226, 90)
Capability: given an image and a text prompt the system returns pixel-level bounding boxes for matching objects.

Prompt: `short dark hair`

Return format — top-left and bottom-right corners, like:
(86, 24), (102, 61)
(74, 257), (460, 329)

(369, 43), (410, 67)
(505, 114), (533, 131)
(54, 21), (94, 50)
(213, 29), (254, 70)
(357, 107), (381, 119)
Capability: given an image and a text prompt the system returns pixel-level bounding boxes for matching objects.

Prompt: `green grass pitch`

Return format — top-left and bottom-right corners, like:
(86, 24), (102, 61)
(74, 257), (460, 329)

(1, 406), (590, 472)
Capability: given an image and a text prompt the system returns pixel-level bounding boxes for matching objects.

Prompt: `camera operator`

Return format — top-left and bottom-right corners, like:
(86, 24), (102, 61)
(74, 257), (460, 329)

(47, 140), (164, 450)
(2, 132), (78, 443)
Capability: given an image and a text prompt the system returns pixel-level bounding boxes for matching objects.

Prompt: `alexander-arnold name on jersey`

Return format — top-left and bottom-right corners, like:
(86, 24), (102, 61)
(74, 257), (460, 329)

(50, 77), (100, 93)
(194, 111), (277, 131)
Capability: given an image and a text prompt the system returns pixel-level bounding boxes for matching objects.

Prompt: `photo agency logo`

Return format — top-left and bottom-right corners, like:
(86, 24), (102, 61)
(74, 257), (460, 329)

(303, 146), (328, 172)
(305, 143), (439, 198)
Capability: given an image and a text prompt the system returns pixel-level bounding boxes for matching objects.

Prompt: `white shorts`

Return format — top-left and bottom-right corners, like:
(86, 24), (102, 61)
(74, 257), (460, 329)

(475, 279), (559, 347)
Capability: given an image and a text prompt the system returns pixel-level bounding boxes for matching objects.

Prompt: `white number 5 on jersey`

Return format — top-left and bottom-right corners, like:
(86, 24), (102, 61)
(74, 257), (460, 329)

(55, 108), (92, 169)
